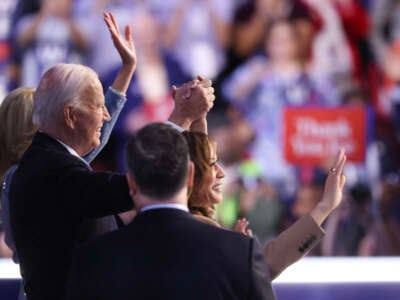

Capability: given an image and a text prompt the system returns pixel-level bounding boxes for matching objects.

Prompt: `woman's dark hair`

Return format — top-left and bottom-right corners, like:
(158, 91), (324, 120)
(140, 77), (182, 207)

(182, 131), (216, 217)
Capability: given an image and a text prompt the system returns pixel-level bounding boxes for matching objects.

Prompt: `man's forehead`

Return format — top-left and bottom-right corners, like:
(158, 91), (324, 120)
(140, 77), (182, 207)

(83, 80), (104, 99)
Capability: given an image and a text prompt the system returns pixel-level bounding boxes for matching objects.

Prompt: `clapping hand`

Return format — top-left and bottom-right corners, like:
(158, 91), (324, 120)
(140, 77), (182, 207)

(234, 218), (254, 237)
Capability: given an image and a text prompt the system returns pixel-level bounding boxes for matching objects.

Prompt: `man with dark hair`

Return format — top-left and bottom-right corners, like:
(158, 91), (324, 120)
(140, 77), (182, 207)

(66, 122), (274, 300)
(125, 123), (190, 199)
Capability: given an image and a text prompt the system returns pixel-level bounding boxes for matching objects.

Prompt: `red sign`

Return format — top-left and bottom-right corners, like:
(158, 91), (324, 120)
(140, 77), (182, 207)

(284, 107), (366, 164)
(0, 42), (10, 60)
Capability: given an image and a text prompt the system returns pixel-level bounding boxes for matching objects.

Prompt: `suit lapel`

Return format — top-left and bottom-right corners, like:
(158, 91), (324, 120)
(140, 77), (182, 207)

(32, 132), (116, 240)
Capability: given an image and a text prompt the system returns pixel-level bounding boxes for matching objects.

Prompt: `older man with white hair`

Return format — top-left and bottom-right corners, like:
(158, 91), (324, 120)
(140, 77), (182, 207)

(8, 14), (215, 300)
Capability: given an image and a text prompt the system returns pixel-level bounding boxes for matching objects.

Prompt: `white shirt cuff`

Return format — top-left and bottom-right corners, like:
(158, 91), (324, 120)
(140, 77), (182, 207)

(165, 120), (185, 132)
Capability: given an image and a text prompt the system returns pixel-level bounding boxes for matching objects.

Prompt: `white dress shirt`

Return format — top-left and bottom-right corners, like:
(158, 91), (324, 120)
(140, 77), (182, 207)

(140, 203), (189, 213)
(54, 138), (92, 169)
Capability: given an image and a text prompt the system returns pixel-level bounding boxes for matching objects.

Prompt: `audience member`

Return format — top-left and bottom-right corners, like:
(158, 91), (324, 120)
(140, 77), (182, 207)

(304, 0), (353, 84)
(289, 169), (326, 256)
(375, 40), (400, 176)
(14, 0), (88, 87)
(223, 18), (338, 196)
(6, 0), (41, 93)
(358, 177), (400, 255)
(66, 122), (274, 300)
(212, 0), (268, 110)
(205, 109), (256, 227)
(322, 183), (374, 256)
(83, 0), (136, 77)
(370, 0), (400, 66)
(339, 86), (380, 190)
(240, 177), (284, 244)
(0, 0), (19, 102)
(101, 7), (190, 171)
(261, 0), (324, 61)
(163, 0), (235, 79)
(330, 0), (377, 99)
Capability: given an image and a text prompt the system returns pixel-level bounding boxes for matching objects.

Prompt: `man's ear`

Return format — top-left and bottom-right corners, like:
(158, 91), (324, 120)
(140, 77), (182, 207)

(187, 161), (195, 187)
(126, 171), (138, 198)
(64, 105), (76, 129)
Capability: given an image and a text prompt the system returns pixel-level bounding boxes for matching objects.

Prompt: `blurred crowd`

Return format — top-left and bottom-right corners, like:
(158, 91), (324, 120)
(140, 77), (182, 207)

(0, 0), (400, 258)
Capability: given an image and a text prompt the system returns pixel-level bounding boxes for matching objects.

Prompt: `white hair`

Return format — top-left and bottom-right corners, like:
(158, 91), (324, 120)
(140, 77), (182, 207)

(33, 63), (100, 129)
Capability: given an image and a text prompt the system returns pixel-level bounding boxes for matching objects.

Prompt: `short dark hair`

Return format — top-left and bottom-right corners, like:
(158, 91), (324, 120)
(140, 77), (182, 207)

(125, 123), (189, 199)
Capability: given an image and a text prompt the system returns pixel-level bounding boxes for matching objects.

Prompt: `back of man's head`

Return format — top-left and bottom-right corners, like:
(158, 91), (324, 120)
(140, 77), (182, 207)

(33, 63), (99, 130)
(125, 123), (190, 200)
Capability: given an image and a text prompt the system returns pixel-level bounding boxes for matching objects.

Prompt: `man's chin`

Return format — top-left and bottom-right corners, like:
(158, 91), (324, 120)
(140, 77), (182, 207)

(92, 139), (101, 151)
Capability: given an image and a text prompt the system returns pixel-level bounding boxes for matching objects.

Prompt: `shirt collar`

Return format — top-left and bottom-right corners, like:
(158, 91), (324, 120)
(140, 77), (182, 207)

(54, 138), (80, 158)
(165, 121), (184, 133)
(54, 138), (91, 168)
(140, 203), (189, 213)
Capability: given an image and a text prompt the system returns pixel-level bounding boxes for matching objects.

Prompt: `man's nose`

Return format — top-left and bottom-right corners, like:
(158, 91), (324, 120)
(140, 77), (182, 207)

(103, 106), (111, 121)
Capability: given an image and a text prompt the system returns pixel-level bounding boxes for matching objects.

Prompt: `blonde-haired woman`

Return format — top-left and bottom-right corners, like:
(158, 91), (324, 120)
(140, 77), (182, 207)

(0, 88), (36, 179)
(0, 88), (36, 264)
(0, 88), (37, 300)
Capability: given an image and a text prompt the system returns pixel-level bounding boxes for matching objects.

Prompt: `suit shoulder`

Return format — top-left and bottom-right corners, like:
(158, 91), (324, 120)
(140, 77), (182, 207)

(189, 216), (253, 248)
(74, 224), (130, 257)
(19, 141), (87, 174)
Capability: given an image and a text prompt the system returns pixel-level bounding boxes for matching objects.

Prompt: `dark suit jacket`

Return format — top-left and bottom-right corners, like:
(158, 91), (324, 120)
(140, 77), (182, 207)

(9, 132), (133, 300)
(66, 208), (275, 300)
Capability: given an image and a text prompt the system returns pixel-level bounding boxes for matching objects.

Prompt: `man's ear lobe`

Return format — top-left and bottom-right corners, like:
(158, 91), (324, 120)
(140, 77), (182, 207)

(126, 172), (138, 197)
(64, 105), (75, 129)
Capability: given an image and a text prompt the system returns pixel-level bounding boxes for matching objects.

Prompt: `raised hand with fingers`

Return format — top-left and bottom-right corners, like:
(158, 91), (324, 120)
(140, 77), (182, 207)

(310, 148), (347, 225)
(169, 76), (215, 130)
(323, 148), (347, 210)
(104, 12), (137, 94)
(104, 12), (136, 70)
(234, 218), (254, 237)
